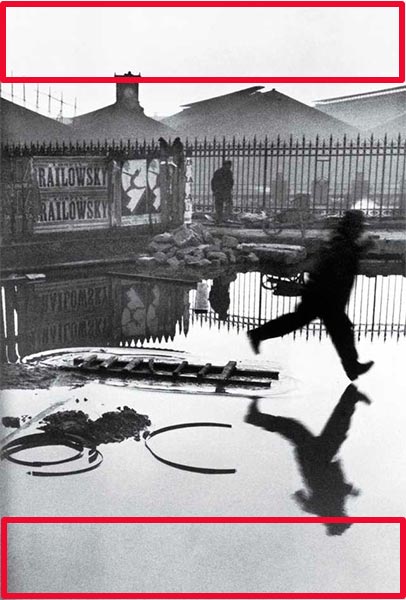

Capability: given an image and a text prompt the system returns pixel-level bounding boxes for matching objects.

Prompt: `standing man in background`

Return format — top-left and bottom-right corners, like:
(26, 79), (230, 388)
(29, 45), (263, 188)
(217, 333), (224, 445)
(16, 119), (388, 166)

(211, 161), (234, 224)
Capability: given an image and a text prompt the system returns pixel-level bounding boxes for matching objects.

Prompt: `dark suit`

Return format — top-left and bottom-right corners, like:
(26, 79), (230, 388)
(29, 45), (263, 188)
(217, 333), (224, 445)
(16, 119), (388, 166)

(211, 166), (234, 222)
(251, 229), (367, 378)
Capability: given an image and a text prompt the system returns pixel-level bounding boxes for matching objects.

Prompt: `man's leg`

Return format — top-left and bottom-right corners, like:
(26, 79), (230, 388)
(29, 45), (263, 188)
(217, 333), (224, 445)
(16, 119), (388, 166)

(246, 400), (313, 446)
(322, 310), (373, 380)
(214, 194), (223, 223)
(225, 195), (233, 220)
(248, 301), (317, 352)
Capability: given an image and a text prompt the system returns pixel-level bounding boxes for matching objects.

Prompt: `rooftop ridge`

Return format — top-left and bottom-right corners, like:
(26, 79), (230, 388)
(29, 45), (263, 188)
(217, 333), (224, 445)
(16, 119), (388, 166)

(314, 85), (406, 105)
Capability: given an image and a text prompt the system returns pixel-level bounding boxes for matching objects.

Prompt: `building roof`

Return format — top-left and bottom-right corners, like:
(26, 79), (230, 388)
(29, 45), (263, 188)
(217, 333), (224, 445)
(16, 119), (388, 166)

(314, 86), (406, 131)
(163, 87), (358, 140)
(367, 111), (406, 139)
(1, 97), (71, 144)
(72, 102), (174, 141)
(180, 86), (263, 108)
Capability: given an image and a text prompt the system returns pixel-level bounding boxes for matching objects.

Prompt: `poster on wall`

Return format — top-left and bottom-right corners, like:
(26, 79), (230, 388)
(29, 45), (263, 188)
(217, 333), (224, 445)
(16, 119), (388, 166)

(184, 156), (193, 224)
(32, 156), (110, 232)
(120, 158), (162, 226)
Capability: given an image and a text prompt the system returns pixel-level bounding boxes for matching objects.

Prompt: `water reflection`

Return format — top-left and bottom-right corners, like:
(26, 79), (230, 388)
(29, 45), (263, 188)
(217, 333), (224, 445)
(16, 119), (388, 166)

(245, 384), (371, 535)
(1, 276), (192, 363)
(1, 268), (405, 364)
(209, 274), (236, 321)
(193, 270), (406, 340)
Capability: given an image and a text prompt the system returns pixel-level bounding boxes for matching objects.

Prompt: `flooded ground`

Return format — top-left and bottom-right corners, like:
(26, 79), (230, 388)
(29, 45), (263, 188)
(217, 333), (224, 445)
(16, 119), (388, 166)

(1, 267), (405, 596)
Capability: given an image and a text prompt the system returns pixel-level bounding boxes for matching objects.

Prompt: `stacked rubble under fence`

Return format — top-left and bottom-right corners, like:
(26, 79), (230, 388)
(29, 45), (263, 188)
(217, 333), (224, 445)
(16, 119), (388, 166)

(139, 223), (260, 270)
(137, 223), (306, 271)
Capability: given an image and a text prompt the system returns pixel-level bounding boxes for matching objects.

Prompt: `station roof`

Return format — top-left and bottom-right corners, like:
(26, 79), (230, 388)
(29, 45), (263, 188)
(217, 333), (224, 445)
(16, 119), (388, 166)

(72, 103), (174, 142)
(314, 86), (406, 131)
(163, 87), (358, 140)
(367, 111), (406, 139)
(1, 97), (71, 144)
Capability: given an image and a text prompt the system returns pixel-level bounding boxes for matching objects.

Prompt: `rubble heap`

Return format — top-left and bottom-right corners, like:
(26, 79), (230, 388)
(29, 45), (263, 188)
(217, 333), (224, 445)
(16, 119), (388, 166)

(137, 223), (260, 271)
(39, 406), (151, 446)
(136, 223), (306, 272)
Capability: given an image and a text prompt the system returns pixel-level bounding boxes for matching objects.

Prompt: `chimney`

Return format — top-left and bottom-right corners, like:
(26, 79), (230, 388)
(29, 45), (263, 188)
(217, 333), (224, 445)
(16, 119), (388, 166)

(115, 71), (143, 112)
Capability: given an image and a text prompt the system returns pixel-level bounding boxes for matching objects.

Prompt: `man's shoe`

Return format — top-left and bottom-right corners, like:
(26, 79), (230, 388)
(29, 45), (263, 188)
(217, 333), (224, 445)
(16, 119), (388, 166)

(347, 360), (374, 381)
(247, 330), (260, 355)
(357, 360), (374, 377)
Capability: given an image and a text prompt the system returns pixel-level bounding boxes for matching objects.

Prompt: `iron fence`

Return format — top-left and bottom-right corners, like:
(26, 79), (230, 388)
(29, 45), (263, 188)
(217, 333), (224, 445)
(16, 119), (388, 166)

(187, 135), (406, 218)
(190, 272), (406, 341)
(1, 135), (406, 233)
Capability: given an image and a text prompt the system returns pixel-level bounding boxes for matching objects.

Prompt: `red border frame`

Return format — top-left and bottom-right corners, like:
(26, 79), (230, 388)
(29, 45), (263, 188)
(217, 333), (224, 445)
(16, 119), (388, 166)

(1, 516), (405, 599)
(0, 1), (404, 83)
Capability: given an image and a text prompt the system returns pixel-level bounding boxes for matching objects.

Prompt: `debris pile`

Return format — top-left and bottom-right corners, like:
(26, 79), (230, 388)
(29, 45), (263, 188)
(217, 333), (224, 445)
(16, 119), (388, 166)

(136, 223), (260, 271)
(39, 406), (151, 446)
(2, 415), (32, 428)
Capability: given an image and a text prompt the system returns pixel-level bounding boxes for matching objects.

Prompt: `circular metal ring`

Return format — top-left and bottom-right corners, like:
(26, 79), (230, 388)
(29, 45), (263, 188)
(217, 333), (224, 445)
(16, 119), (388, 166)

(1, 432), (86, 467)
(145, 422), (236, 475)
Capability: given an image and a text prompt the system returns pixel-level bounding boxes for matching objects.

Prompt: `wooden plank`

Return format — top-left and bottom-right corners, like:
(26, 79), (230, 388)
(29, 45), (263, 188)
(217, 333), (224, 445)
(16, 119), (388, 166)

(100, 356), (118, 369)
(70, 355), (278, 380)
(197, 363), (212, 378)
(79, 354), (99, 368)
(219, 361), (237, 380)
(122, 358), (143, 372)
(130, 360), (278, 380)
(73, 355), (279, 380)
(172, 361), (188, 377)
(63, 364), (272, 388)
(168, 361), (278, 380)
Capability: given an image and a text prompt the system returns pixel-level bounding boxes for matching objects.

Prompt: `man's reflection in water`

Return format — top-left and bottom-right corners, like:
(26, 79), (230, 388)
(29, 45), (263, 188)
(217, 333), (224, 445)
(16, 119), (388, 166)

(209, 274), (236, 321)
(245, 384), (371, 535)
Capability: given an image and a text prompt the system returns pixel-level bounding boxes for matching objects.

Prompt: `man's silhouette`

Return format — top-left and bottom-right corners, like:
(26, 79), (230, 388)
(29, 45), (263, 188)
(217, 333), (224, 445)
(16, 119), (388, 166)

(245, 384), (371, 535)
(209, 274), (236, 321)
(211, 161), (234, 223)
(248, 210), (374, 381)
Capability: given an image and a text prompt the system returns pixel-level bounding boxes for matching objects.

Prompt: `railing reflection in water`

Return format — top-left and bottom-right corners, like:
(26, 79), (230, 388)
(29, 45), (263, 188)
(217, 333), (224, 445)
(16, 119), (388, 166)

(190, 272), (406, 341)
(0, 277), (191, 364)
(1, 270), (405, 365)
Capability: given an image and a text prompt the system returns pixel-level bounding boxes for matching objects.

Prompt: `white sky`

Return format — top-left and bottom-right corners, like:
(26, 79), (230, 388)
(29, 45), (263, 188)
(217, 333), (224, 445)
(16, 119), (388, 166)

(3, 3), (403, 117)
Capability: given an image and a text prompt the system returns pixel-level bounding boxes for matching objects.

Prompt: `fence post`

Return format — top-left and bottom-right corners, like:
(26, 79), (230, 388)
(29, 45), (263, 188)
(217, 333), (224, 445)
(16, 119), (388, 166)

(379, 135), (388, 219)
(399, 136), (406, 218)
(262, 136), (268, 210)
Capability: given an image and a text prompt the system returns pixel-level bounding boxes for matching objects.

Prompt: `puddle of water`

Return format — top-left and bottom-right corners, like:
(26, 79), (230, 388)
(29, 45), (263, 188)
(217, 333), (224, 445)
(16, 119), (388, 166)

(1, 268), (405, 594)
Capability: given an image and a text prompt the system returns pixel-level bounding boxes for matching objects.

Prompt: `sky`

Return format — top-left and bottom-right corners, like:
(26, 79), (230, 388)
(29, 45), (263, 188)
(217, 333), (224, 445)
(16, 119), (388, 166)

(2, 3), (403, 118)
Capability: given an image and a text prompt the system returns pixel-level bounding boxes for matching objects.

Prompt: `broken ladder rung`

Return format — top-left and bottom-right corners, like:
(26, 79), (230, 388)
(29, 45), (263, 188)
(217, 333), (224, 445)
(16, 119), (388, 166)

(197, 363), (212, 378)
(122, 358), (143, 372)
(70, 354), (277, 387)
(100, 356), (118, 369)
(78, 354), (99, 369)
(172, 361), (188, 377)
(220, 361), (237, 380)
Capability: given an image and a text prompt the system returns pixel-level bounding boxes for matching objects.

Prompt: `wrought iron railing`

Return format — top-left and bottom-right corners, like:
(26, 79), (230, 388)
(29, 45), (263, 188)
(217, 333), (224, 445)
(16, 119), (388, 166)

(1, 271), (404, 365)
(1, 135), (405, 233)
(190, 272), (406, 341)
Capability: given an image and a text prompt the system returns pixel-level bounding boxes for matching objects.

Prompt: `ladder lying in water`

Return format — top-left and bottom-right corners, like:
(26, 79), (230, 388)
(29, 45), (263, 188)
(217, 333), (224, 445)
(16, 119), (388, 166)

(62, 353), (279, 389)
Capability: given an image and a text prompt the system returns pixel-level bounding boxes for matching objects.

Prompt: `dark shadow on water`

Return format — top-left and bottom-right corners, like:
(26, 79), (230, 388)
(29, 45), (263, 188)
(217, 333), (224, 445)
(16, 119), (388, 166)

(245, 384), (371, 535)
